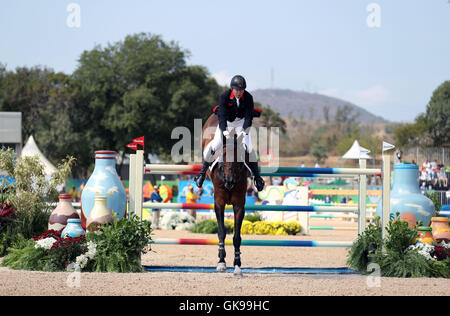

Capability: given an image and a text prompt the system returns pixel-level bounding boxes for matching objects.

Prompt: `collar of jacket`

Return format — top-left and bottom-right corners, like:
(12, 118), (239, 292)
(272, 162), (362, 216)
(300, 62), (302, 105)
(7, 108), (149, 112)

(229, 89), (245, 100)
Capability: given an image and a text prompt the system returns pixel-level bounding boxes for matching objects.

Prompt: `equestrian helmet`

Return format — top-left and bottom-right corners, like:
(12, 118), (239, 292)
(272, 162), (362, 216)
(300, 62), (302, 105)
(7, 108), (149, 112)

(230, 75), (246, 90)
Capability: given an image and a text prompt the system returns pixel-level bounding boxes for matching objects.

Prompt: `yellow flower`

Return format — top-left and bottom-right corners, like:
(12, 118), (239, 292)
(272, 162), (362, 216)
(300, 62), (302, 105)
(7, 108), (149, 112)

(241, 220), (254, 235)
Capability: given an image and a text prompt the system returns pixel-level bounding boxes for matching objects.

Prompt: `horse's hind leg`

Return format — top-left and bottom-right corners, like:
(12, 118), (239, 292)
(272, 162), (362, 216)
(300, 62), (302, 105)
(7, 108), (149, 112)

(233, 204), (245, 276)
(215, 202), (227, 272)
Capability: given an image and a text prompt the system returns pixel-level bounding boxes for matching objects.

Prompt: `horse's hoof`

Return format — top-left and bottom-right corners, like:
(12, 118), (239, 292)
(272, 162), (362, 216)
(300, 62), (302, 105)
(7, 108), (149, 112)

(233, 265), (243, 277)
(217, 262), (227, 272)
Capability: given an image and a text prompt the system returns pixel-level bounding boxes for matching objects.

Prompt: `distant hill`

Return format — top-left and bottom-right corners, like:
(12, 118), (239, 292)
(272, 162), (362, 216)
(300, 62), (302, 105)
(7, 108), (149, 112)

(250, 89), (387, 124)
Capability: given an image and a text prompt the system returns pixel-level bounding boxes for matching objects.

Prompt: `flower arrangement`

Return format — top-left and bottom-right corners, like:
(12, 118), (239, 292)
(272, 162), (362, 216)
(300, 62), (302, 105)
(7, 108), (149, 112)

(190, 219), (301, 236)
(158, 212), (196, 231)
(1, 214), (152, 273)
(0, 147), (75, 256)
(347, 216), (450, 278)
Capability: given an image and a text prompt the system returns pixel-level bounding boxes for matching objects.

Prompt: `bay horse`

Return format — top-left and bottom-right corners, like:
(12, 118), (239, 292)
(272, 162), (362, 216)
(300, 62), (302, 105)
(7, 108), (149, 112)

(202, 114), (249, 276)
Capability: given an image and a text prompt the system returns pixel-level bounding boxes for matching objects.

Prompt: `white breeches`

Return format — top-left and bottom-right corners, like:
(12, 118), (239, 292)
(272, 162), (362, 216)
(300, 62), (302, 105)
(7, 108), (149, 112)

(203, 118), (252, 161)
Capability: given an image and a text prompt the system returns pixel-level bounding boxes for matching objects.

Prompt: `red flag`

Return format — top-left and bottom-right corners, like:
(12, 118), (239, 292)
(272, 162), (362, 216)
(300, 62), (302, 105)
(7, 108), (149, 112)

(126, 142), (138, 151)
(133, 136), (145, 149)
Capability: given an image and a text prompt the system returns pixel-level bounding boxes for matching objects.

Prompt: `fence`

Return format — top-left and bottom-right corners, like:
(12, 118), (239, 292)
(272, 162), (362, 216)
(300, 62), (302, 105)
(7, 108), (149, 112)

(402, 147), (449, 166)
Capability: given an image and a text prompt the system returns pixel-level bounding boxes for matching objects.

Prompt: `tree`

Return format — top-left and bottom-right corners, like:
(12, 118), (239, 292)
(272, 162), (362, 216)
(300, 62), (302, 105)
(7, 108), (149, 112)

(257, 103), (287, 134)
(425, 81), (450, 146)
(334, 104), (360, 137)
(392, 114), (431, 148)
(309, 142), (328, 163)
(71, 32), (221, 174)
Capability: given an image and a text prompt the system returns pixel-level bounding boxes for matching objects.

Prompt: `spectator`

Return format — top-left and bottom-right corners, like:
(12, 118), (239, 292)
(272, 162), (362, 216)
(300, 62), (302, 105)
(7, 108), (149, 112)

(186, 184), (200, 220)
(420, 181), (427, 195)
(340, 196), (347, 204)
(315, 161), (321, 168)
(68, 186), (79, 202)
(394, 149), (403, 164)
(150, 185), (163, 229)
(324, 195), (331, 204)
(419, 167), (427, 187)
(423, 160), (432, 176)
(438, 166), (447, 189)
(300, 161), (305, 168)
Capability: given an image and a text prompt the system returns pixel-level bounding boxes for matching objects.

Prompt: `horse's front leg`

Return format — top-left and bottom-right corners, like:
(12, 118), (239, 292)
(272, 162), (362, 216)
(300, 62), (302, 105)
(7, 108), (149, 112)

(215, 201), (227, 272)
(233, 204), (245, 276)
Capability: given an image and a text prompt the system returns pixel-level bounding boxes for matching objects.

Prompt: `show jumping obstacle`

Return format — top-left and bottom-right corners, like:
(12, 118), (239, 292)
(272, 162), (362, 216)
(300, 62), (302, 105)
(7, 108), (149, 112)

(151, 238), (353, 247)
(129, 150), (392, 242)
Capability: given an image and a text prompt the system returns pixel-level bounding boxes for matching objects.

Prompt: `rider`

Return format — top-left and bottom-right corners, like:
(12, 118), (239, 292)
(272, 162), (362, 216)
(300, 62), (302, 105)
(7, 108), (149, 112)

(194, 75), (265, 191)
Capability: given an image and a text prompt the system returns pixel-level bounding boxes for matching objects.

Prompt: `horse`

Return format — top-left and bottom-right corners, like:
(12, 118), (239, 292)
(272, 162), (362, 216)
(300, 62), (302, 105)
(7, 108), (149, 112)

(202, 114), (249, 276)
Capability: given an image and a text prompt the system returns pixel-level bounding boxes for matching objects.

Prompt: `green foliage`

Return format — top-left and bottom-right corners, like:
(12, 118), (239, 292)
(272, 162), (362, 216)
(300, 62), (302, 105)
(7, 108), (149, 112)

(190, 219), (218, 234)
(0, 33), (221, 177)
(309, 142), (328, 163)
(348, 216), (450, 278)
(347, 221), (382, 271)
(85, 213), (152, 273)
(425, 191), (442, 217)
(2, 215), (153, 273)
(0, 147), (75, 255)
(258, 103), (287, 134)
(244, 212), (263, 223)
(189, 219), (233, 234)
(375, 248), (449, 278)
(425, 80), (450, 146)
(392, 114), (431, 147)
(1, 239), (50, 271)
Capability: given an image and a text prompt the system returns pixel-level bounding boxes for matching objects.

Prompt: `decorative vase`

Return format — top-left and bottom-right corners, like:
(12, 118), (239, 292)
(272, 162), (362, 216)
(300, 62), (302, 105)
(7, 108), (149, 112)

(376, 164), (435, 227)
(61, 218), (86, 238)
(415, 226), (436, 245)
(86, 196), (114, 231)
(48, 194), (79, 231)
(430, 217), (450, 243)
(80, 150), (127, 230)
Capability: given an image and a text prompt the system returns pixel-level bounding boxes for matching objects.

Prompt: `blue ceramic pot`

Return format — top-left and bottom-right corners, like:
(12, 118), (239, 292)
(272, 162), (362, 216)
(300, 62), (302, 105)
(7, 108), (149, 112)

(80, 151), (127, 229)
(61, 218), (86, 238)
(376, 164), (435, 226)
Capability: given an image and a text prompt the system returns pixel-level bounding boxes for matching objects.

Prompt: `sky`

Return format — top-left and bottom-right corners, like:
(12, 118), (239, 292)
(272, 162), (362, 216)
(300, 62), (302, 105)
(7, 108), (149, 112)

(0, 0), (449, 123)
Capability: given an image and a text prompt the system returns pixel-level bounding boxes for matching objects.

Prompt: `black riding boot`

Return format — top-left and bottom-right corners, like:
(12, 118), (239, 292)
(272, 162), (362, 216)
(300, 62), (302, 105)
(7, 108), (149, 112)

(248, 161), (265, 192)
(194, 160), (211, 188)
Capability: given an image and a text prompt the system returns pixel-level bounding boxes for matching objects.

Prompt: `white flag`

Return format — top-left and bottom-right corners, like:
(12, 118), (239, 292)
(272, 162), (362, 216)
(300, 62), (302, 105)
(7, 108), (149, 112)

(360, 146), (371, 154)
(382, 141), (395, 152)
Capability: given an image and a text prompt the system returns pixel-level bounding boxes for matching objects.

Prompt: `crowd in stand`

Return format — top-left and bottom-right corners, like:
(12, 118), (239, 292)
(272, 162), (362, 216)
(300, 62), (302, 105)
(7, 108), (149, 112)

(419, 159), (449, 191)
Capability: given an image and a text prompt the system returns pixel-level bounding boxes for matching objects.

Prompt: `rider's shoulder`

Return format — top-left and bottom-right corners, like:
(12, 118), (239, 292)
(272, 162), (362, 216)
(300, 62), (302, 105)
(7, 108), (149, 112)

(220, 89), (232, 98)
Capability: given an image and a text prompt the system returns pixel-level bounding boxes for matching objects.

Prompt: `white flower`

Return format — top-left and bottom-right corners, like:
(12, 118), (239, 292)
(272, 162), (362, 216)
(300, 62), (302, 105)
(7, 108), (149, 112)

(160, 212), (196, 230)
(69, 241), (98, 272)
(35, 237), (57, 250)
(407, 243), (436, 261)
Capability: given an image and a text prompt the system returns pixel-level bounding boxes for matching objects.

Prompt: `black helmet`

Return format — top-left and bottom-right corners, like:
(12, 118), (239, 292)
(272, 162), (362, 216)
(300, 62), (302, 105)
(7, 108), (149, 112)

(230, 75), (246, 90)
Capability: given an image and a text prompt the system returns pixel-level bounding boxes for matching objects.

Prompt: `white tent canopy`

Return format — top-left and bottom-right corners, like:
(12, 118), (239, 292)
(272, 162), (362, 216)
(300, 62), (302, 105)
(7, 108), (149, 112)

(21, 135), (58, 175)
(342, 140), (372, 160)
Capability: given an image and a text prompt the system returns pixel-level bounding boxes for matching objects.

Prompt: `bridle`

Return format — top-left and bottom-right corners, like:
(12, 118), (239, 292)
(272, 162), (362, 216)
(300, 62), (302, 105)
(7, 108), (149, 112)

(214, 138), (247, 190)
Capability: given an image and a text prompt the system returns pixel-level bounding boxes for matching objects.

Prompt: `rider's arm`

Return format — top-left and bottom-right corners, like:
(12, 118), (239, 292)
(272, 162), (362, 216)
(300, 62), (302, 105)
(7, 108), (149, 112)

(217, 91), (229, 132)
(242, 92), (254, 132)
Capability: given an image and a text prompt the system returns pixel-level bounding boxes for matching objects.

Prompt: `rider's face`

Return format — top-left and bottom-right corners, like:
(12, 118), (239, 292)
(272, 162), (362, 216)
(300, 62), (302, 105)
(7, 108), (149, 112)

(232, 88), (244, 99)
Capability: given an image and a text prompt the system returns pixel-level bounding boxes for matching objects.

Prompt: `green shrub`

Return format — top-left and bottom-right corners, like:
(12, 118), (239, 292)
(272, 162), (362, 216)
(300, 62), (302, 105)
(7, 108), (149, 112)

(244, 212), (262, 223)
(85, 213), (152, 273)
(348, 215), (450, 278)
(425, 191), (442, 217)
(189, 219), (233, 234)
(190, 219), (218, 234)
(0, 147), (75, 255)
